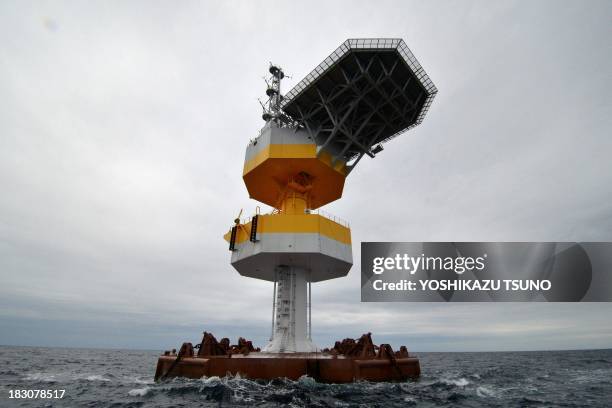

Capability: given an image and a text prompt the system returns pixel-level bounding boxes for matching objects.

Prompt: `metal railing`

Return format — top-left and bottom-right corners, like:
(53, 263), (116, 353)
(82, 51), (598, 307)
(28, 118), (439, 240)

(237, 208), (350, 228)
(308, 209), (350, 228)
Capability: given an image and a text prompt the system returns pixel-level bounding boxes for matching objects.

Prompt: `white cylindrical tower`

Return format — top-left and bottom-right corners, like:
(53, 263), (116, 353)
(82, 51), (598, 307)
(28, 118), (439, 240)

(263, 266), (318, 353)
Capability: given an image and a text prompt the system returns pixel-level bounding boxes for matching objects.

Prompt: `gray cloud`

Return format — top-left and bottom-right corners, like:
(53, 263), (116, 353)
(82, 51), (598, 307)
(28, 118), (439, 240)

(1, 0), (611, 351)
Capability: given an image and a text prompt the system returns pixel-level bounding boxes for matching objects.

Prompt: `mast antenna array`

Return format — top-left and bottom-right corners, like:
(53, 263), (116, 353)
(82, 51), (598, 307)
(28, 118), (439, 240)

(261, 63), (295, 127)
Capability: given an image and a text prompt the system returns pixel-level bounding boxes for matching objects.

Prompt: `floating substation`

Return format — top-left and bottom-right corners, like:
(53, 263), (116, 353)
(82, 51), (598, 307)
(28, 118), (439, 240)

(155, 38), (437, 383)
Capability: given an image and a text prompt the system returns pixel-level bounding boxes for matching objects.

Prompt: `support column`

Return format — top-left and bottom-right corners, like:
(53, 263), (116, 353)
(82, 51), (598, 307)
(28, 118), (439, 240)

(270, 277), (277, 341)
(263, 265), (318, 353)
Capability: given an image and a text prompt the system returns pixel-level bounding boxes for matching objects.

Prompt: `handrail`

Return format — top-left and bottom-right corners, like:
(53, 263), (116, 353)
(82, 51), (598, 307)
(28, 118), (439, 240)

(311, 209), (350, 228)
(236, 208), (350, 228)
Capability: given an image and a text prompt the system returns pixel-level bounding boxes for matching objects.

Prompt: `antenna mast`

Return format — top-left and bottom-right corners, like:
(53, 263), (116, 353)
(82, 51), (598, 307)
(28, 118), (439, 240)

(262, 64), (284, 124)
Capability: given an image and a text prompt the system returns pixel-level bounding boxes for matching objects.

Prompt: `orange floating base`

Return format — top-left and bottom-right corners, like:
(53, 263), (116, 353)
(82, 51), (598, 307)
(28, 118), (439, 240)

(154, 352), (420, 383)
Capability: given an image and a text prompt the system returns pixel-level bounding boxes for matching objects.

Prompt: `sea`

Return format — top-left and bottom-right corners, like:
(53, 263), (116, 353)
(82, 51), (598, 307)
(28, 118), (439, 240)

(0, 346), (610, 407)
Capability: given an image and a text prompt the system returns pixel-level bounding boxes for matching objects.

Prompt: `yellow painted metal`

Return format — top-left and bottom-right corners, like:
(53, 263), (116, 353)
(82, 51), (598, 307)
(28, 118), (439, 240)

(243, 144), (347, 176)
(242, 147), (348, 209)
(223, 213), (351, 246)
(231, 138), (352, 248)
(318, 150), (348, 175)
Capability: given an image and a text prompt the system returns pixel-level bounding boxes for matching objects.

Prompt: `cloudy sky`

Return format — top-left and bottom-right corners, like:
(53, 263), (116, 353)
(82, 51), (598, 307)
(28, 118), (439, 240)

(1, 1), (611, 352)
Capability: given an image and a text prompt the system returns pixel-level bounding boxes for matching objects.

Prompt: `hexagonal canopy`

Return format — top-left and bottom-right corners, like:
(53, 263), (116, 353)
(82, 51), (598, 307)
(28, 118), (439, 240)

(281, 38), (437, 170)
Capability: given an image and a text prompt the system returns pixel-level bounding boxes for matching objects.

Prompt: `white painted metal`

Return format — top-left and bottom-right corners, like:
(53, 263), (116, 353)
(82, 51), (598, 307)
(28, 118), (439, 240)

(230, 233), (352, 282)
(263, 266), (318, 353)
(308, 280), (312, 340)
(270, 277), (277, 341)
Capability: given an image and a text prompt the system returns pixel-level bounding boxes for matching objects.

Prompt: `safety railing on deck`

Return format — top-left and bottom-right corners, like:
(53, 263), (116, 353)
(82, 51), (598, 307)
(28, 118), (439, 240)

(308, 209), (350, 228)
(237, 208), (350, 228)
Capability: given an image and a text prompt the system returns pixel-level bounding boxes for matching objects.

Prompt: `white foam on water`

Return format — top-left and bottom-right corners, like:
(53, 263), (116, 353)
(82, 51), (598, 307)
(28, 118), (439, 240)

(443, 377), (470, 387)
(201, 375), (222, 385)
(232, 392), (255, 403)
(572, 368), (612, 383)
(85, 375), (111, 382)
(124, 376), (154, 385)
(24, 372), (57, 382)
(128, 387), (150, 397)
(297, 375), (316, 388)
(455, 378), (470, 386)
(476, 385), (498, 398)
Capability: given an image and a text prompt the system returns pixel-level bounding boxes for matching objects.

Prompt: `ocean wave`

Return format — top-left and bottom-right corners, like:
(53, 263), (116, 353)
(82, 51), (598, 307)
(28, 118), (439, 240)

(5, 347), (612, 407)
(425, 377), (471, 388)
(476, 385), (498, 398)
(85, 375), (112, 382)
(23, 372), (57, 383)
(127, 376), (154, 385)
(128, 387), (150, 397)
(446, 377), (470, 387)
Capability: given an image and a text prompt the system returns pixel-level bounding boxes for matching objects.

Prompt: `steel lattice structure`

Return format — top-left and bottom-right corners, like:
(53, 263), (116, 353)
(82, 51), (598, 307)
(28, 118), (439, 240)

(281, 38), (437, 171)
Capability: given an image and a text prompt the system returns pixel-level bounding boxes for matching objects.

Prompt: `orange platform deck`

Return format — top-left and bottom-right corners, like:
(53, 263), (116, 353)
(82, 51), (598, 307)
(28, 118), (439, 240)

(155, 352), (420, 383)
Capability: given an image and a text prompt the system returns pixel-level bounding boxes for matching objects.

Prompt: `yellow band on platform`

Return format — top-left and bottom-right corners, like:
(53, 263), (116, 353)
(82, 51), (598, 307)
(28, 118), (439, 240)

(243, 144), (347, 175)
(224, 214), (351, 246)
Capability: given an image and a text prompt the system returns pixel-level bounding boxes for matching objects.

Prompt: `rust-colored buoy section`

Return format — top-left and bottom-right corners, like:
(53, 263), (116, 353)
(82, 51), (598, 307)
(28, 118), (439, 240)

(155, 332), (420, 383)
